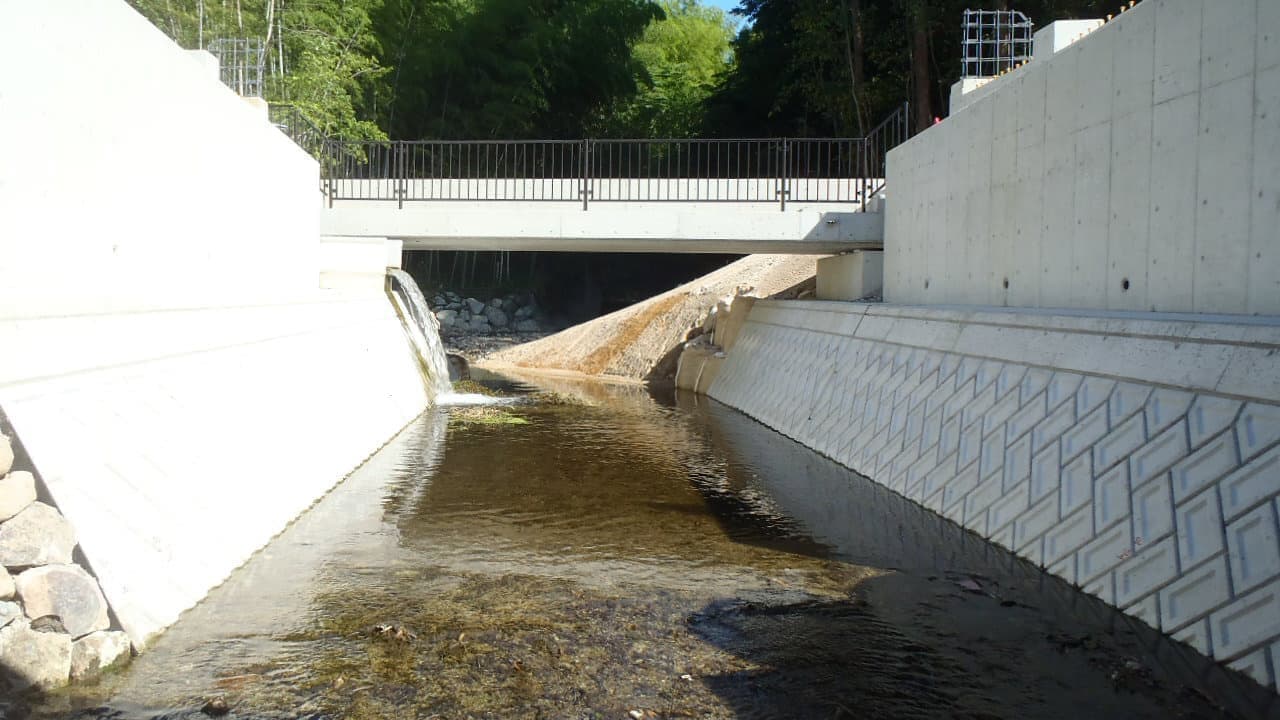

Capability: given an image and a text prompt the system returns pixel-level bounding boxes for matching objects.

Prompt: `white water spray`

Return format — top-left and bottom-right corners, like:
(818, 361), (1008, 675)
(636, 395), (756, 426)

(386, 268), (454, 399)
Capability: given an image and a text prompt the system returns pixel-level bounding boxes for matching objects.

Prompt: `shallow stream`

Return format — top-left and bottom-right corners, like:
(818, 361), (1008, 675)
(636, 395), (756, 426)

(11, 372), (1273, 719)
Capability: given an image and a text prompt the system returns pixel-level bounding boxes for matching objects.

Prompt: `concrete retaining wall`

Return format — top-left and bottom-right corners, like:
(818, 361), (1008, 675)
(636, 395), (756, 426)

(709, 300), (1280, 689)
(0, 0), (430, 651)
(885, 0), (1280, 315)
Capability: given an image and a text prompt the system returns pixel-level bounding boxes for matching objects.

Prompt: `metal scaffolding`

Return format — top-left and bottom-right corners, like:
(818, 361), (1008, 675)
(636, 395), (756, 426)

(208, 38), (266, 97)
(961, 9), (1034, 78)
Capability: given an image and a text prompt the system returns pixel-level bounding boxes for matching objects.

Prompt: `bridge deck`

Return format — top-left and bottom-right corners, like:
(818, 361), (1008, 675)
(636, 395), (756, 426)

(321, 193), (884, 254)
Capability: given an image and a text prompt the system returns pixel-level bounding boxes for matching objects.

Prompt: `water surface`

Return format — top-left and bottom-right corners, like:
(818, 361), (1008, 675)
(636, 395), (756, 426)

(14, 372), (1272, 719)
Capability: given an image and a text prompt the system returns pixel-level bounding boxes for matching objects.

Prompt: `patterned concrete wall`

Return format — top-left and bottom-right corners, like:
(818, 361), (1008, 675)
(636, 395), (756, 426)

(709, 300), (1280, 689)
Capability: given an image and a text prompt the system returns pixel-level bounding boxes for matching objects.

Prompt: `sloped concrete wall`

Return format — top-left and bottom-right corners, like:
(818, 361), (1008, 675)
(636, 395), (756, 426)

(0, 0), (429, 649)
(709, 300), (1280, 689)
(885, 0), (1280, 315)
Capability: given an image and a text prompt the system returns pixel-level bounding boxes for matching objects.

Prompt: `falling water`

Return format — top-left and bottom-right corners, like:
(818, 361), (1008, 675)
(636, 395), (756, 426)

(387, 268), (453, 398)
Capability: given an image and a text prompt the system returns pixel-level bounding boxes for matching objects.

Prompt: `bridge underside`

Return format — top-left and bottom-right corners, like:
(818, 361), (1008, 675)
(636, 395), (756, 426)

(320, 200), (884, 254)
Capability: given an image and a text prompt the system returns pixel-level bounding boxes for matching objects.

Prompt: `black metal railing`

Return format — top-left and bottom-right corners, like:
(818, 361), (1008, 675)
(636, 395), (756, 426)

(271, 103), (910, 211)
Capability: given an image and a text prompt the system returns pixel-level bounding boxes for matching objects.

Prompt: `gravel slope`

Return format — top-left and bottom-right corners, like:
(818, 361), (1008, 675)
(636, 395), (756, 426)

(483, 254), (822, 382)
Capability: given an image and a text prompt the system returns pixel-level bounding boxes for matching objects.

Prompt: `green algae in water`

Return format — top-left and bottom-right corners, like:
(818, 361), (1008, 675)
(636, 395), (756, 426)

(448, 406), (530, 426)
(452, 379), (507, 396)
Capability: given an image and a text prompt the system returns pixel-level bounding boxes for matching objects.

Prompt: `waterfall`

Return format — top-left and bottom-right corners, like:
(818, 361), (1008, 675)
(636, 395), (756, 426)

(386, 268), (454, 398)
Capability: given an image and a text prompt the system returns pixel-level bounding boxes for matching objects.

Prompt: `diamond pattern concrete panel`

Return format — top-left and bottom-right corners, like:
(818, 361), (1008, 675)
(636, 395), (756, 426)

(1095, 412), (1148, 474)
(1030, 440), (1062, 502)
(1161, 555), (1231, 632)
(1188, 396), (1243, 449)
(1177, 488), (1226, 571)
(1227, 504), (1280, 595)
(1063, 405), (1109, 463)
(1095, 462), (1132, 532)
(1132, 476), (1175, 545)
(1033, 397), (1077, 453)
(1110, 382), (1154, 427)
(1237, 403), (1280, 462)
(1131, 420), (1191, 488)
(1146, 388), (1194, 436)
(1173, 431), (1241, 503)
(1046, 505), (1096, 564)
(1212, 579), (1280, 661)
(1116, 537), (1180, 607)
(1061, 451), (1093, 518)
(1078, 521), (1132, 584)
(1222, 445), (1280, 522)
(710, 303), (1280, 691)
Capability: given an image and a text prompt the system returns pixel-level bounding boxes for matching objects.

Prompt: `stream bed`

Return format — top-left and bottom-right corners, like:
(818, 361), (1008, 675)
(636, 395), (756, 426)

(10, 371), (1273, 719)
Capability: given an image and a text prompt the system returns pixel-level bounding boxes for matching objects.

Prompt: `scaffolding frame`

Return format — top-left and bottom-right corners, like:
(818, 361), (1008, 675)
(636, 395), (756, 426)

(961, 9), (1034, 78)
(208, 38), (266, 97)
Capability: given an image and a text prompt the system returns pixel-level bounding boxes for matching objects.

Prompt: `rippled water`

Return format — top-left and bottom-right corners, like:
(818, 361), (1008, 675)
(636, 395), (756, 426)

(11, 372), (1275, 719)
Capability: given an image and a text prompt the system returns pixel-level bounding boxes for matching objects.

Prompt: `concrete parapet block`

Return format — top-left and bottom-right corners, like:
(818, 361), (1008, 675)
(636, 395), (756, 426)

(1033, 19), (1105, 62)
(816, 252), (883, 302)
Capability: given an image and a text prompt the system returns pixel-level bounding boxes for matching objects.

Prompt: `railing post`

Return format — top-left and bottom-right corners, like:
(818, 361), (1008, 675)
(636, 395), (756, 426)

(777, 138), (789, 211)
(395, 144), (407, 209)
(580, 139), (592, 211)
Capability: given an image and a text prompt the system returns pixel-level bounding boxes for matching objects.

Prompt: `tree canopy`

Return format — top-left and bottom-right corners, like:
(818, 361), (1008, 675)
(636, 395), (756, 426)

(131, 0), (1116, 140)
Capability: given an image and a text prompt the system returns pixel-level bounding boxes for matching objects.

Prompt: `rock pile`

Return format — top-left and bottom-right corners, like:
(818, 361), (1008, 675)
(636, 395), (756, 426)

(0, 433), (130, 692)
(430, 291), (547, 336)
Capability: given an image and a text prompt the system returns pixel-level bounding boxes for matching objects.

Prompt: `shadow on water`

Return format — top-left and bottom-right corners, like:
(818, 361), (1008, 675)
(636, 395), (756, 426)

(673, 390), (1280, 720)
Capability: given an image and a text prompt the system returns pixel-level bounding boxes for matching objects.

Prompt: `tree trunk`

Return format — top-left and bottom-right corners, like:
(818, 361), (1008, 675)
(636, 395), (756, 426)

(841, 0), (867, 135)
(910, 7), (933, 133)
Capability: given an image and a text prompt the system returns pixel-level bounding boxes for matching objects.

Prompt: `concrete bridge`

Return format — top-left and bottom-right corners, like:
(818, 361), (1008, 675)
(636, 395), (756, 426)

(270, 110), (909, 253)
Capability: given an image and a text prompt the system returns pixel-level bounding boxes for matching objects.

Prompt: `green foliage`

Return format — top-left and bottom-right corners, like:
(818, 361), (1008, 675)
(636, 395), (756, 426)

(278, 0), (388, 140)
(599, 0), (735, 138)
(706, 0), (1114, 137)
(132, 0), (1121, 143)
(129, 0), (387, 141)
(374, 0), (662, 139)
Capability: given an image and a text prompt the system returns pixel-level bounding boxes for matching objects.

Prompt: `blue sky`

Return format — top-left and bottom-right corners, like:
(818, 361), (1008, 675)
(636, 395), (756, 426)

(702, 0), (740, 11)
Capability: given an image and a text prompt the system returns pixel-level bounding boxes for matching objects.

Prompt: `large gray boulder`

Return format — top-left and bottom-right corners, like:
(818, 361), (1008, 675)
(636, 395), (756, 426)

(468, 316), (492, 333)
(465, 298), (485, 314)
(514, 305), (534, 320)
(515, 319), (541, 333)
(0, 618), (72, 690)
(15, 565), (110, 639)
(0, 502), (76, 567)
(0, 435), (12, 476)
(0, 566), (13, 600)
(484, 306), (509, 328)
(70, 630), (131, 680)
(435, 309), (458, 326)
(0, 471), (37, 522)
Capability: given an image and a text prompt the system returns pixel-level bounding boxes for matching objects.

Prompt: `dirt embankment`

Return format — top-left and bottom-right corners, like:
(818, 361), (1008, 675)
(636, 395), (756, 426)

(483, 254), (822, 383)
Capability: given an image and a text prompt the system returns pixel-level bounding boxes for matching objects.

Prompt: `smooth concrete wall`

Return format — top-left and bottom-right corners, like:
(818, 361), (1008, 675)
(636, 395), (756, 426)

(323, 199), (883, 254)
(0, 1), (429, 646)
(0, 1), (321, 317)
(885, 0), (1280, 315)
(709, 300), (1280, 689)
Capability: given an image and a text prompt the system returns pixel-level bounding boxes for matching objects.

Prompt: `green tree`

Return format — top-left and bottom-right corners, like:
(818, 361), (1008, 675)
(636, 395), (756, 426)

(129, 0), (387, 140)
(601, 0), (736, 138)
(373, 0), (662, 140)
(705, 0), (1114, 137)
